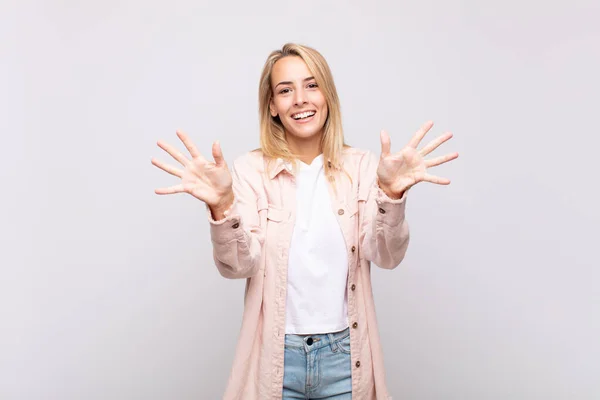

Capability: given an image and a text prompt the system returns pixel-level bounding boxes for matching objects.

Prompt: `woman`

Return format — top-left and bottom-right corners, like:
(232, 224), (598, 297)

(152, 43), (458, 400)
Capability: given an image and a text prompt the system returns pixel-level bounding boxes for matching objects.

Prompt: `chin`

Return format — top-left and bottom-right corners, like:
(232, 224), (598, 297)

(284, 121), (325, 141)
(288, 128), (323, 141)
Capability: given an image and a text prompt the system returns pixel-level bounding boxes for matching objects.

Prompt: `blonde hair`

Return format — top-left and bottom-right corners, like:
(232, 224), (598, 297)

(258, 43), (346, 180)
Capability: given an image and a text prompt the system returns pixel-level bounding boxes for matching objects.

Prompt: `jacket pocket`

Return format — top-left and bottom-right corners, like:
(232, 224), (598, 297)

(263, 205), (289, 277)
(266, 205), (289, 222)
(345, 196), (359, 217)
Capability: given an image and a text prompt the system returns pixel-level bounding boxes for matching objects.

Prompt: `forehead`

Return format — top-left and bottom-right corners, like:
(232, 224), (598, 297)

(271, 56), (312, 82)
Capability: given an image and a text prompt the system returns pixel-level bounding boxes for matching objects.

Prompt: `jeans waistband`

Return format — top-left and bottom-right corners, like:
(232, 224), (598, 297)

(284, 326), (350, 350)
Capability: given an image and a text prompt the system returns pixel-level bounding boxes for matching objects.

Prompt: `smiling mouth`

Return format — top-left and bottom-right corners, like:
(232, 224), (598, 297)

(291, 110), (316, 120)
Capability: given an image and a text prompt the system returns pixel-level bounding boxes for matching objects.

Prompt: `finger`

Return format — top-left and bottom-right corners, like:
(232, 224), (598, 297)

(425, 152), (459, 168)
(155, 184), (186, 195)
(420, 132), (453, 157)
(212, 141), (225, 167)
(407, 121), (434, 149)
(176, 130), (204, 160)
(157, 140), (190, 166)
(151, 157), (183, 178)
(423, 173), (451, 185)
(380, 130), (391, 157)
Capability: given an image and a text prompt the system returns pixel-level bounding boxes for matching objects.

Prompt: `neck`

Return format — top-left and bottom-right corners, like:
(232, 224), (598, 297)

(286, 132), (323, 165)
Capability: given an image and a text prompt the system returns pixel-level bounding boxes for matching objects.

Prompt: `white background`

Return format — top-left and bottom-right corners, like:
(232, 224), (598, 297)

(1, 0), (599, 398)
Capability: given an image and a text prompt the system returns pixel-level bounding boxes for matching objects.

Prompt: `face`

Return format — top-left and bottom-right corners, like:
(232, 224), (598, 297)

(269, 56), (328, 142)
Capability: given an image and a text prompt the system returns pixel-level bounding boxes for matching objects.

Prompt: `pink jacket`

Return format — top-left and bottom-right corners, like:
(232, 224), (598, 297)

(208, 147), (410, 400)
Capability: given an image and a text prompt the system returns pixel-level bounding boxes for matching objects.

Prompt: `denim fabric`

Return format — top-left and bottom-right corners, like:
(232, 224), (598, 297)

(282, 327), (352, 399)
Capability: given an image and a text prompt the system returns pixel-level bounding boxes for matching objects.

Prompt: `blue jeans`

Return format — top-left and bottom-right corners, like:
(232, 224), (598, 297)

(282, 327), (352, 399)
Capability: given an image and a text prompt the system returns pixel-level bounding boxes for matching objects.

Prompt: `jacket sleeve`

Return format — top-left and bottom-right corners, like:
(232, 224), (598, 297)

(206, 156), (264, 279)
(358, 151), (410, 270)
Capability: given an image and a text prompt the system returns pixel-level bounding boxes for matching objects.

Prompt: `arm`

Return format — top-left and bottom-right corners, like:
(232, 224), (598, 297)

(359, 121), (458, 269)
(151, 131), (264, 280)
(358, 151), (410, 270)
(207, 156), (264, 279)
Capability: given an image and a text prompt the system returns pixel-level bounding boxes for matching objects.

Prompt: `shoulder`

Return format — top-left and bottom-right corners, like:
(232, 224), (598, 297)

(342, 146), (378, 172)
(341, 147), (379, 198)
(231, 149), (266, 174)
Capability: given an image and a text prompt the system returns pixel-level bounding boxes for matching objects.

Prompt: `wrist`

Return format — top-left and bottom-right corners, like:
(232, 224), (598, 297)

(209, 191), (234, 220)
(377, 179), (404, 200)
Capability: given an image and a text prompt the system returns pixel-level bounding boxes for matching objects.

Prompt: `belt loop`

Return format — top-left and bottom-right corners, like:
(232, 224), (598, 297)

(327, 333), (336, 351)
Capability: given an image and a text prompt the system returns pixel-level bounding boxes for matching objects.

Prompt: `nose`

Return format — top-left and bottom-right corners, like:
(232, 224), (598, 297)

(294, 87), (307, 106)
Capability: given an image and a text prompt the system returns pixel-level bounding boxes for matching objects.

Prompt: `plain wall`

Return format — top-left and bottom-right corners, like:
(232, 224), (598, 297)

(1, 0), (599, 399)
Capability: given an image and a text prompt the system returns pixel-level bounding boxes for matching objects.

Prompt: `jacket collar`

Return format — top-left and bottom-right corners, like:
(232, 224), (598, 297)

(267, 156), (335, 180)
(268, 158), (291, 180)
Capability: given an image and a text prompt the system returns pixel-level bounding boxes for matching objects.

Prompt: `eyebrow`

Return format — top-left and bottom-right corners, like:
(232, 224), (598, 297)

(275, 76), (315, 88)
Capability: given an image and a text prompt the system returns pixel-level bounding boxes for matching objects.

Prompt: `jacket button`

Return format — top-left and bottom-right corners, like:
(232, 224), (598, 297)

(351, 245), (356, 252)
(232, 222), (240, 229)
(378, 207), (386, 214)
(352, 322), (358, 329)
(338, 209), (344, 215)
(355, 361), (361, 368)
(351, 284), (356, 291)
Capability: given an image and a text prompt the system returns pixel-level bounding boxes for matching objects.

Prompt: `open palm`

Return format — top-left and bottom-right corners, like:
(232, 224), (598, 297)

(151, 130), (232, 208)
(377, 121), (458, 197)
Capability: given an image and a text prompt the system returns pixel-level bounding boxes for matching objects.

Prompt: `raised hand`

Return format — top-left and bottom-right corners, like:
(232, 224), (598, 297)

(151, 130), (234, 212)
(376, 121), (458, 198)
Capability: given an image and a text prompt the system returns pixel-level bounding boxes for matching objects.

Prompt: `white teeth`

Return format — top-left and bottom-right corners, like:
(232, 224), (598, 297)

(292, 111), (316, 120)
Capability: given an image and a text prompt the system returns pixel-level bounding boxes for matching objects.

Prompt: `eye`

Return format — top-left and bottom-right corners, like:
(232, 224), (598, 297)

(307, 83), (318, 89)
(279, 88), (291, 94)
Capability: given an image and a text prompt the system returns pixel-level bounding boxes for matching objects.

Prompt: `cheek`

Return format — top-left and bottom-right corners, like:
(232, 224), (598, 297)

(316, 94), (327, 113)
(319, 100), (328, 117)
(275, 98), (292, 115)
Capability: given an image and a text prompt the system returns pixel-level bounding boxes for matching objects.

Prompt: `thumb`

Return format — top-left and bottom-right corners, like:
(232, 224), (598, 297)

(212, 141), (225, 166)
(380, 130), (391, 157)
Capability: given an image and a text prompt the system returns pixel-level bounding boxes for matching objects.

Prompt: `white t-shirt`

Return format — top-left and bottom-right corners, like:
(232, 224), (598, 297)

(284, 154), (349, 334)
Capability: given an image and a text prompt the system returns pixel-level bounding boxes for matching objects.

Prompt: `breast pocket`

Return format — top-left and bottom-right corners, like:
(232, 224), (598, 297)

(267, 205), (289, 223)
(345, 198), (359, 218)
(262, 205), (290, 277)
(341, 197), (360, 255)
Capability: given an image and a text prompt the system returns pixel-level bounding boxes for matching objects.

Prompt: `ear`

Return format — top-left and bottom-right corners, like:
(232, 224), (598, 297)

(269, 98), (278, 117)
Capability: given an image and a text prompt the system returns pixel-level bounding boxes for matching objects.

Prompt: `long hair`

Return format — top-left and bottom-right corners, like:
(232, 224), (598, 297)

(258, 43), (346, 180)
